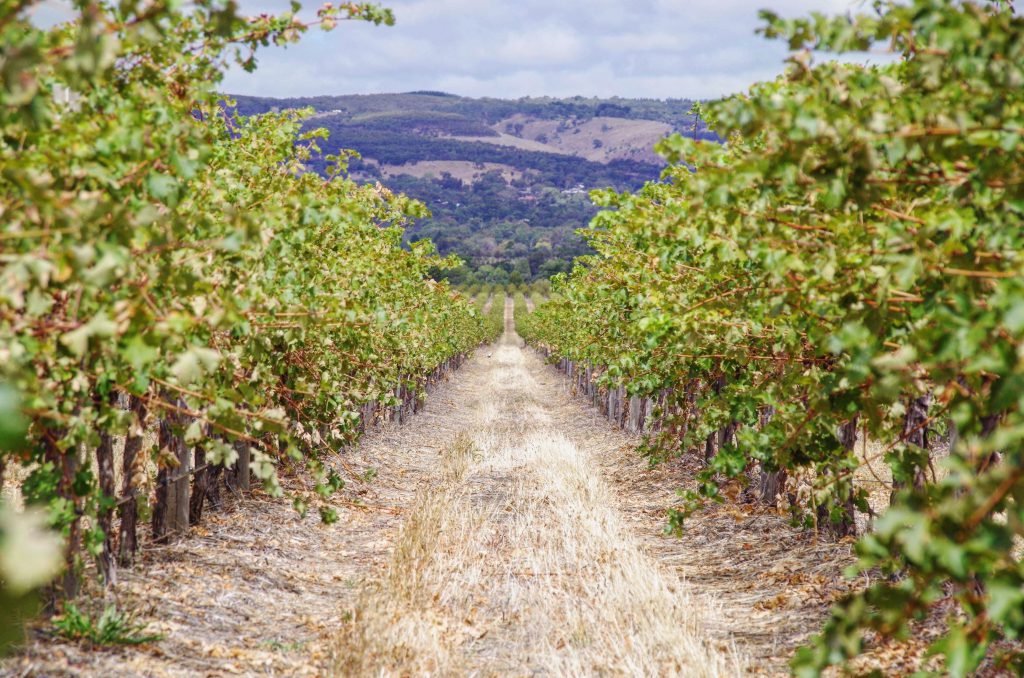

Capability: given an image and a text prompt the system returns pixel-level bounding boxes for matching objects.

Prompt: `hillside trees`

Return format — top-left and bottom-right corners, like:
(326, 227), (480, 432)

(524, 1), (1024, 673)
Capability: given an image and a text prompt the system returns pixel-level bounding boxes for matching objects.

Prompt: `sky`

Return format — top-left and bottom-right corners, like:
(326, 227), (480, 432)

(219, 0), (871, 100)
(29, 0), (875, 100)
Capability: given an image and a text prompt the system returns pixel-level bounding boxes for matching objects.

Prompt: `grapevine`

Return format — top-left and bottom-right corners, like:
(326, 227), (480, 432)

(0, 0), (487, 619)
(525, 1), (1024, 673)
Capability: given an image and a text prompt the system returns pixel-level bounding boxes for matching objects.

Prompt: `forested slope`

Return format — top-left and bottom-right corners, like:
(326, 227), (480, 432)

(229, 93), (716, 284)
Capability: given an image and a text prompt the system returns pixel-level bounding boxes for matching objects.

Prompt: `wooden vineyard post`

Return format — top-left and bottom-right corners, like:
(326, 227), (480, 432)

(171, 440), (191, 535)
(153, 400), (191, 541)
(392, 383), (400, 425)
(190, 441), (210, 525)
(62, 444), (82, 598)
(641, 397), (655, 433)
(226, 441), (251, 494)
(615, 386), (627, 428)
(397, 382), (405, 424)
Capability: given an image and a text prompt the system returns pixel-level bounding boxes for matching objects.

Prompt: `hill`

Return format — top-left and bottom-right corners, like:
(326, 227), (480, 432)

(229, 93), (715, 283)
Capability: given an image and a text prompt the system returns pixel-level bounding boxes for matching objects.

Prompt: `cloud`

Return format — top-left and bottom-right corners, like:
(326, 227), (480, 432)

(495, 24), (584, 65)
(215, 0), (870, 99)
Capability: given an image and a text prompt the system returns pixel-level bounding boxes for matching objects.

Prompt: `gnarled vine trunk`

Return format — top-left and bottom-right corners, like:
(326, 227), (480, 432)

(94, 392), (117, 586)
(817, 416), (859, 540)
(890, 393), (932, 505)
(118, 395), (147, 567)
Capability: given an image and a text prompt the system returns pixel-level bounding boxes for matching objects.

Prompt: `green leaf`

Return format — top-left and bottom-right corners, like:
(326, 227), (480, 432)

(145, 173), (179, 204)
(930, 625), (987, 678)
(184, 420), (203, 445)
(59, 314), (117, 358)
(122, 336), (159, 370)
(0, 505), (64, 595)
(0, 385), (27, 452)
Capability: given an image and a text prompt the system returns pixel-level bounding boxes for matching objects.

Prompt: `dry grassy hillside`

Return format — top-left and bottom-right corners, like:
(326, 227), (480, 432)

(449, 133), (571, 156)
(487, 114), (675, 165)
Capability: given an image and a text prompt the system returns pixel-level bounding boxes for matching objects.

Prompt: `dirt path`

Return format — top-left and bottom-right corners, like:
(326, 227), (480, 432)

(335, 300), (740, 676)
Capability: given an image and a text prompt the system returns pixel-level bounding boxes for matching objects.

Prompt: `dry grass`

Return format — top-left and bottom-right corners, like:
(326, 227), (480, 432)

(522, 357), (853, 675)
(333, 302), (738, 676)
(333, 434), (478, 676)
(489, 115), (673, 164)
(451, 132), (570, 155)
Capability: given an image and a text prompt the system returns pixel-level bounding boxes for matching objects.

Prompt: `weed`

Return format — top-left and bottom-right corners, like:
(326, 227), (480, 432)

(52, 603), (162, 646)
(259, 637), (307, 652)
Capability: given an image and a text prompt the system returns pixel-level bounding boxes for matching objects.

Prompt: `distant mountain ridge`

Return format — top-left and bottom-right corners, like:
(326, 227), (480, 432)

(228, 92), (715, 284)
(230, 91), (707, 135)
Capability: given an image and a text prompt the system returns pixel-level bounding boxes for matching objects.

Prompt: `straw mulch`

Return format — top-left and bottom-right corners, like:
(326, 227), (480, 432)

(0, 361), (483, 678)
(334, 320), (739, 676)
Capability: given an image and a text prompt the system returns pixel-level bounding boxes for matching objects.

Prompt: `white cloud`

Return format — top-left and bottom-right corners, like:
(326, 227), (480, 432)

(495, 25), (584, 65)
(215, 0), (871, 99)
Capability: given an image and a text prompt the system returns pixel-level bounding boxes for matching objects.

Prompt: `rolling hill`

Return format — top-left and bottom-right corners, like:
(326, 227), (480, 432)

(228, 92), (715, 283)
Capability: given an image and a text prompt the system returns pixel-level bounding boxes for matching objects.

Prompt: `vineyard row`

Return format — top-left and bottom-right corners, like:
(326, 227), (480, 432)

(521, 2), (1024, 675)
